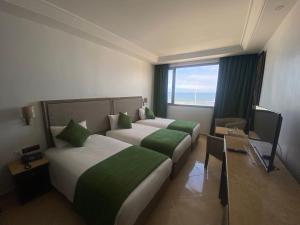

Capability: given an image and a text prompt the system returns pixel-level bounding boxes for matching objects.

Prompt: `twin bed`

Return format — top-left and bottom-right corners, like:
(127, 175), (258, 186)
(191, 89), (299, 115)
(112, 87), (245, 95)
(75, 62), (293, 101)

(136, 117), (201, 143)
(45, 135), (172, 225)
(41, 96), (200, 225)
(106, 123), (191, 164)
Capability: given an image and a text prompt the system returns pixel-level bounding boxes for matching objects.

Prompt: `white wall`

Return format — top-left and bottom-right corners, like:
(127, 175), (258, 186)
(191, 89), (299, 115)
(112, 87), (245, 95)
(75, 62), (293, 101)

(0, 11), (153, 194)
(260, 1), (300, 181)
(167, 105), (213, 134)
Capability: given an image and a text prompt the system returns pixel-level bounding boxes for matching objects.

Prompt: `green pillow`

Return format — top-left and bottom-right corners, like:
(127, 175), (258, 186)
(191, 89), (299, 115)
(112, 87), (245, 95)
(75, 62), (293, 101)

(56, 120), (90, 147)
(118, 112), (132, 129)
(145, 107), (155, 119)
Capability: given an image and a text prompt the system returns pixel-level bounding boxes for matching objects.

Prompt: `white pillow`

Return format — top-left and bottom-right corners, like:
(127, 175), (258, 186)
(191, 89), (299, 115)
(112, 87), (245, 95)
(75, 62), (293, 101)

(50, 121), (87, 148)
(108, 112), (127, 130)
(139, 108), (146, 120)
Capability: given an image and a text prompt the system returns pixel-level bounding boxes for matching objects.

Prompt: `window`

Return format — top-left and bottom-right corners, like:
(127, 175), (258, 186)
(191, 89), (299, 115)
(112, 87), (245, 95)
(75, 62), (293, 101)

(168, 64), (219, 107)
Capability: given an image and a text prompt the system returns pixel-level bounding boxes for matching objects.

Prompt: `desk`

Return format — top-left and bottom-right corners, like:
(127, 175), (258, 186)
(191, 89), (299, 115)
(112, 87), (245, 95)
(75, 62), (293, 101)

(221, 135), (300, 225)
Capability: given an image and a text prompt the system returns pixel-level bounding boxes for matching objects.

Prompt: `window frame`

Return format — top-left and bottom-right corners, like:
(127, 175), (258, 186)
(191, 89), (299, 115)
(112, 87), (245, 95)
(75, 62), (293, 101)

(167, 62), (219, 108)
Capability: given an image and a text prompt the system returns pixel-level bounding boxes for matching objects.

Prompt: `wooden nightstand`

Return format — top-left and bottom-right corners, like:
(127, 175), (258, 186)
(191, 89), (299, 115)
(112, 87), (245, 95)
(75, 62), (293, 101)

(8, 158), (52, 204)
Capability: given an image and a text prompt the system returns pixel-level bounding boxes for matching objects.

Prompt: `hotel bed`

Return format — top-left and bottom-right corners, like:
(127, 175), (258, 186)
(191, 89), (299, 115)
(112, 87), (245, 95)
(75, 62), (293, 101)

(45, 134), (172, 225)
(105, 97), (192, 176)
(41, 97), (173, 225)
(136, 117), (201, 143)
(106, 123), (191, 164)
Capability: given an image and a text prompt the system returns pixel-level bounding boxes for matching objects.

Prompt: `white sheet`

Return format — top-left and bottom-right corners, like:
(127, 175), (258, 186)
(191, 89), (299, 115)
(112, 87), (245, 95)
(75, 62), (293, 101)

(106, 123), (191, 163)
(136, 117), (201, 142)
(45, 134), (172, 225)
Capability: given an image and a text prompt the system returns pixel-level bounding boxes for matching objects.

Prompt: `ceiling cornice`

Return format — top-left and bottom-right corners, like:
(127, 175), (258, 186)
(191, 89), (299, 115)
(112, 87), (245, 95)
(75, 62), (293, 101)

(240, 0), (266, 50)
(241, 0), (297, 51)
(1, 0), (296, 64)
(2, 0), (158, 63)
(157, 45), (243, 64)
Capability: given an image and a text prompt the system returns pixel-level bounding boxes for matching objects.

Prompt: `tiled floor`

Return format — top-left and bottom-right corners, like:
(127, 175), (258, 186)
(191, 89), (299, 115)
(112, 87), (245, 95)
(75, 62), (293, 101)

(0, 135), (223, 225)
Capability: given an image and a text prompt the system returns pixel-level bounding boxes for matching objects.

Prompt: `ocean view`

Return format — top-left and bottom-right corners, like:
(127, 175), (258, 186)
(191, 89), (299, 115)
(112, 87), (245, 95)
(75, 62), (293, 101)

(168, 64), (219, 107)
(168, 92), (216, 106)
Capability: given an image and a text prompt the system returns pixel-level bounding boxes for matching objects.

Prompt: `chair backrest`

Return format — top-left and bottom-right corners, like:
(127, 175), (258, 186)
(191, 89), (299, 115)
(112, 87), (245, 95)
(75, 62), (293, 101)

(206, 135), (224, 160)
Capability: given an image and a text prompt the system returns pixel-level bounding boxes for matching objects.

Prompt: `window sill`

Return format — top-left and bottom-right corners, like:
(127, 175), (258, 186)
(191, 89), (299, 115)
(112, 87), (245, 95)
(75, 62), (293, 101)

(167, 103), (214, 109)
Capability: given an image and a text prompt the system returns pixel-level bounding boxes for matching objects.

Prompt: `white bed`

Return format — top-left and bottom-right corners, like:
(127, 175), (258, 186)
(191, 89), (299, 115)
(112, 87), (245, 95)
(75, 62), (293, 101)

(136, 117), (201, 143)
(45, 134), (172, 225)
(106, 123), (191, 163)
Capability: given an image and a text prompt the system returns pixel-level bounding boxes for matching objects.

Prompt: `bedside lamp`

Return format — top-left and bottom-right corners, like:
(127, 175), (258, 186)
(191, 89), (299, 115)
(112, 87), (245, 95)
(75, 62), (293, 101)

(21, 105), (35, 125)
(143, 97), (148, 106)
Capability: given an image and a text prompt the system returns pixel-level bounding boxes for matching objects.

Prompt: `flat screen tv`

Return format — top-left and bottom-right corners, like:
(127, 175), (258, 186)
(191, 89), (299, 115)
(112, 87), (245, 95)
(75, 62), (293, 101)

(249, 106), (282, 172)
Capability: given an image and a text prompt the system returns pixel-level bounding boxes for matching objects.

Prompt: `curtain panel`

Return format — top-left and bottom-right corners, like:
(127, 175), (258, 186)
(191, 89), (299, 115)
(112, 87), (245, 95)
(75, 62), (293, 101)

(253, 51), (266, 105)
(153, 64), (169, 118)
(210, 54), (261, 133)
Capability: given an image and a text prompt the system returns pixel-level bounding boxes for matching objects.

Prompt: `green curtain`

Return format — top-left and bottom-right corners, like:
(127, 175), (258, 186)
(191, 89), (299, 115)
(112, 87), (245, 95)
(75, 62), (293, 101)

(153, 64), (169, 118)
(249, 51), (266, 130)
(210, 54), (259, 133)
(253, 51), (266, 105)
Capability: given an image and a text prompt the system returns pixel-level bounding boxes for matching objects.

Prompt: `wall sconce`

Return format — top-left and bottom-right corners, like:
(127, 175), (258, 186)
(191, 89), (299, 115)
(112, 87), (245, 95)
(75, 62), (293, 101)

(143, 97), (148, 106)
(21, 105), (35, 125)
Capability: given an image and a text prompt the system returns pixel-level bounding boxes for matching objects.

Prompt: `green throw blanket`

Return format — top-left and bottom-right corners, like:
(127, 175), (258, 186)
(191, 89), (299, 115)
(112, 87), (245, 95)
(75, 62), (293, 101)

(167, 120), (197, 136)
(141, 129), (189, 158)
(73, 146), (168, 225)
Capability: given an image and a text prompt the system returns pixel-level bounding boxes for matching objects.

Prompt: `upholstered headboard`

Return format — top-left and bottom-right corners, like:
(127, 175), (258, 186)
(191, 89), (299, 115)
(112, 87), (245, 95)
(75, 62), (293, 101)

(41, 98), (112, 147)
(41, 96), (143, 148)
(112, 96), (143, 122)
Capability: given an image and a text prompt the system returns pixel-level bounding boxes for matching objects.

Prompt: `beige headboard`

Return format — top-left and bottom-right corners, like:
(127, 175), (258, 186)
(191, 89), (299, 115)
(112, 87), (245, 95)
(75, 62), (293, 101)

(112, 96), (143, 122)
(41, 96), (143, 148)
(41, 98), (112, 147)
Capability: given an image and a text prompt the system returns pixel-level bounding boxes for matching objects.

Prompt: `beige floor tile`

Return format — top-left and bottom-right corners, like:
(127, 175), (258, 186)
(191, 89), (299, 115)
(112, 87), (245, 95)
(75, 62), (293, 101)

(0, 191), (83, 225)
(166, 172), (221, 201)
(174, 196), (223, 225)
(144, 208), (182, 225)
(167, 161), (221, 200)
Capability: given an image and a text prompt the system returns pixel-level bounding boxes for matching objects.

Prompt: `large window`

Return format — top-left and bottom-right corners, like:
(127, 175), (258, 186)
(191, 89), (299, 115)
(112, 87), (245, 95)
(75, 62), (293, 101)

(168, 64), (219, 107)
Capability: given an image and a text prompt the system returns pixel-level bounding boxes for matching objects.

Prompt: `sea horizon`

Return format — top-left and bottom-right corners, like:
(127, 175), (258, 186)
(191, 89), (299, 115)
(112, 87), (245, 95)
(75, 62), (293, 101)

(168, 92), (216, 106)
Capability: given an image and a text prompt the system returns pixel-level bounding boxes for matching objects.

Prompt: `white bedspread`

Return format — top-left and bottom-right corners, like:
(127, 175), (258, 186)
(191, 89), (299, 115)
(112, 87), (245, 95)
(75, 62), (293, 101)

(45, 134), (172, 225)
(106, 123), (191, 163)
(136, 118), (201, 142)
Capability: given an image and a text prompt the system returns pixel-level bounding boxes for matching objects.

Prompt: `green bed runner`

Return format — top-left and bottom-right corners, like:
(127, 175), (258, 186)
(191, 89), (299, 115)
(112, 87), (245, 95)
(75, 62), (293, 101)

(167, 120), (197, 136)
(141, 128), (189, 158)
(73, 145), (168, 225)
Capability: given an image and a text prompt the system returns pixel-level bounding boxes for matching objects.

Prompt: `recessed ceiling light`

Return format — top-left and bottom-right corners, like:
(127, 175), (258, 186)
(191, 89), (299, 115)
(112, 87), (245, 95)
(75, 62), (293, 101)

(275, 5), (285, 11)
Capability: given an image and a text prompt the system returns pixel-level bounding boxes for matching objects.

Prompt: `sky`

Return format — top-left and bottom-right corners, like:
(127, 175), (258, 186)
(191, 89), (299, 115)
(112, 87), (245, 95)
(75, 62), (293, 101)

(168, 64), (219, 93)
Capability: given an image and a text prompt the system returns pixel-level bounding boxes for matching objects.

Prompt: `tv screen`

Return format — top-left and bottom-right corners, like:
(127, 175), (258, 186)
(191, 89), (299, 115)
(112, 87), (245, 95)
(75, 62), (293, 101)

(249, 106), (282, 172)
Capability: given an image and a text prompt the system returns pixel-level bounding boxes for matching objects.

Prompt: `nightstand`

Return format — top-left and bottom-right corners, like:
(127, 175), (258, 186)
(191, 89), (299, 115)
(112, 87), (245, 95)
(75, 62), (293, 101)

(8, 158), (52, 204)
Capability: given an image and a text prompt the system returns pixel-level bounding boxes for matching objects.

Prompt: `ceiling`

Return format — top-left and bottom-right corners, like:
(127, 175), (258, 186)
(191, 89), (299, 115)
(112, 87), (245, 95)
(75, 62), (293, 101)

(46, 0), (249, 56)
(2, 0), (297, 63)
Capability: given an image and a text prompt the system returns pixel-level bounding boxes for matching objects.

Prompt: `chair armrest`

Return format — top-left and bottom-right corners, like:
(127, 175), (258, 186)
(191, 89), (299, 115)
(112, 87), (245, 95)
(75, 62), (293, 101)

(225, 121), (247, 130)
(215, 118), (227, 127)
